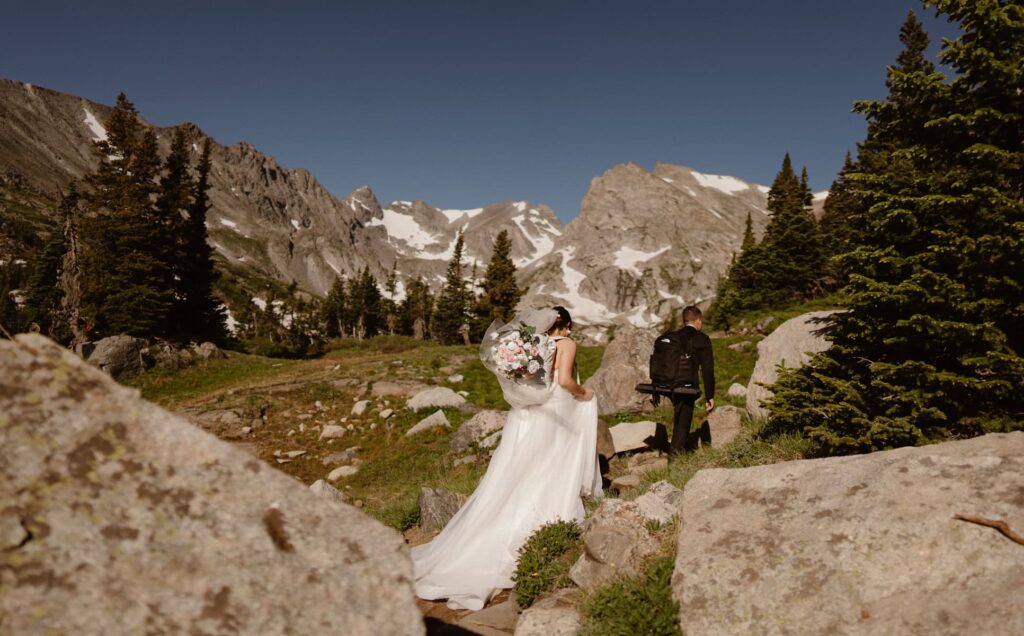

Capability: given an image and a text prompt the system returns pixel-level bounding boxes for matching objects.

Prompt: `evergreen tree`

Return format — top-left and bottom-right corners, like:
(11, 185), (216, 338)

(818, 151), (860, 284)
(399, 276), (433, 338)
(740, 211), (756, 252)
(472, 229), (524, 338)
(432, 231), (472, 344)
(382, 263), (399, 335)
(799, 166), (813, 208)
(155, 126), (193, 336)
(24, 186), (78, 339)
(0, 262), (22, 335)
(322, 276), (346, 339)
(344, 267), (382, 339)
(768, 3), (1024, 453)
(179, 137), (228, 343)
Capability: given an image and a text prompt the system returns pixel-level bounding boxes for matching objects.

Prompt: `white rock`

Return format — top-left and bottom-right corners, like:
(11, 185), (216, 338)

(283, 450), (306, 459)
(405, 410), (451, 437)
(309, 479), (346, 504)
(727, 382), (747, 399)
(480, 429), (502, 449)
(379, 408), (394, 419)
(406, 387), (466, 410)
(319, 425), (346, 440)
(608, 420), (658, 454)
(449, 410), (507, 453)
(327, 465), (359, 481)
(446, 374), (464, 383)
(706, 405), (743, 447)
(514, 588), (580, 635)
(634, 480), (685, 524)
(352, 400), (370, 416)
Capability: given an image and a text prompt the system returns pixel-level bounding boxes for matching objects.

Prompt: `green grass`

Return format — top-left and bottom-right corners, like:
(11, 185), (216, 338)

(579, 556), (680, 636)
(513, 520), (583, 608)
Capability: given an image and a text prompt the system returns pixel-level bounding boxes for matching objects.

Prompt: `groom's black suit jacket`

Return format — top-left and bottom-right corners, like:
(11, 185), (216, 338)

(675, 325), (715, 399)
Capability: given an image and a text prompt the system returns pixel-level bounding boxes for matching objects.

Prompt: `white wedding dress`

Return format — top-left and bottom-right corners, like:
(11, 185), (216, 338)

(411, 338), (603, 610)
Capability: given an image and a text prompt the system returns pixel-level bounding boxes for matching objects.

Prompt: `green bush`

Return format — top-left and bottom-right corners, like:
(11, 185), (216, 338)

(374, 498), (421, 531)
(580, 556), (680, 636)
(512, 520), (582, 608)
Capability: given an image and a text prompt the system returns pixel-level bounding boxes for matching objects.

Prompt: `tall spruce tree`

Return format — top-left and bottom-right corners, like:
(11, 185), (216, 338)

(322, 276), (346, 339)
(473, 229), (523, 338)
(156, 126), (193, 336)
(24, 185), (78, 340)
(768, 3), (1024, 454)
(400, 276), (433, 338)
(180, 137), (228, 343)
(432, 231), (472, 344)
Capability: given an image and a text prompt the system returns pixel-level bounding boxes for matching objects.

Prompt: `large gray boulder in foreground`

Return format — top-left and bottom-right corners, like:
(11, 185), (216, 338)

(584, 325), (656, 415)
(746, 310), (837, 419)
(673, 432), (1024, 635)
(0, 335), (424, 635)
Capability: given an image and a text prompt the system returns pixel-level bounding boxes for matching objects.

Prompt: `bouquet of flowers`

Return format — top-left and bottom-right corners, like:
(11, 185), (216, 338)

(491, 324), (554, 383)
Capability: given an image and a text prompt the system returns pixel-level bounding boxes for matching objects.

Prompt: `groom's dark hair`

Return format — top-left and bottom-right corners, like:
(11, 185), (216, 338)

(682, 305), (702, 324)
(549, 306), (573, 332)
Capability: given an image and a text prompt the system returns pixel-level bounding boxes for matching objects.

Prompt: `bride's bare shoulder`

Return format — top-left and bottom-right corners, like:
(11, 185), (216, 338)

(554, 337), (577, 351)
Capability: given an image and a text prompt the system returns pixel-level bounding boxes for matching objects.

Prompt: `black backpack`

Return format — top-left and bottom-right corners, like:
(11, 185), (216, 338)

(649, 330), (698, 390)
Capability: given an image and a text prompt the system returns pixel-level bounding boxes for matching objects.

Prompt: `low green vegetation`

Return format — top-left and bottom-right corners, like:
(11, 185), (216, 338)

(512, 520), (583, 608)
(579, 556), (680, 636)
(123, 352), (302, 405)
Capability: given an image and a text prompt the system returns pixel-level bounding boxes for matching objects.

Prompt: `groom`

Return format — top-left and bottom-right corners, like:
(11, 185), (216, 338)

(654, 305), (716, 456)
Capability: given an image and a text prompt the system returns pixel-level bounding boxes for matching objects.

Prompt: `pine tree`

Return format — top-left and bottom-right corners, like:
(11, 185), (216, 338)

(0, 263), (22, 335)
(322, 276), (346, 339)
(155, 126), (193, 337)
(799, 166), (813, 209)
(473, 229), (523, 338)
(768, 3), (1024, 453)
(432, 231), (472, 344)
(400, 276), (433, 338)
(740, 211), (756, 252)
(818, 151), (860, 284)
(24, 186), (78, 339)
(382, 263), (399, 335)
(179, 137), (228, 343)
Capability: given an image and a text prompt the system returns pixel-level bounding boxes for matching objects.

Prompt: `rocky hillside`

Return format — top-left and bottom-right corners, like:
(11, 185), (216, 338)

(2, 78), (829, 331)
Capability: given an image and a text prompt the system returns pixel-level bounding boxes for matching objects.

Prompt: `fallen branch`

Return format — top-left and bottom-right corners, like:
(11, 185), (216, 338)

(953, 514), (1024, 546)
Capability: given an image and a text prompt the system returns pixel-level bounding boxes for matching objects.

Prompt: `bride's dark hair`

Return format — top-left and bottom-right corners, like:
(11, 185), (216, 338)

(548, 306), (573, 334)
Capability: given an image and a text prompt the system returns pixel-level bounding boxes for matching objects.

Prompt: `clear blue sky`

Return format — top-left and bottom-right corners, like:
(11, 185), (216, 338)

(2, 1), (959, 221)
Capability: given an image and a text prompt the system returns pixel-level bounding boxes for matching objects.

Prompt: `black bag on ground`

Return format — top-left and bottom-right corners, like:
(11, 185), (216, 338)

(648, 330), (699, 394)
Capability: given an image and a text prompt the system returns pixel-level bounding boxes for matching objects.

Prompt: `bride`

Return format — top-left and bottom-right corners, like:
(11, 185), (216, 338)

(411, 306), (603, 610)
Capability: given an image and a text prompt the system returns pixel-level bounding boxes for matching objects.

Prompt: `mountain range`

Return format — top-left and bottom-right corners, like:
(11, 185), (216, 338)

(0, 79), (825, 332)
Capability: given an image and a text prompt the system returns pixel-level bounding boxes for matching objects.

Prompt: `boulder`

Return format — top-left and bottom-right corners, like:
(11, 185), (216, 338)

(746, 310), (837, 419)
(372, 380), (428, 397)
(672, 432), (1024, 636)
(569, 499), (660, 589)
(634, 480), (685, 525)
(418, 487), (467, 533)
(0, 334), (423, 635)
(705, 405), (743, 447)
(726, 382), (747, 399)
(610, 474), (641, 493)
(608, 420), (658, 454)
(458, 596), (519, 635)
(450, 410), (507, 453)
(583, 326), (657, 415)
(192, 341), (227, 360)
(514, 588), (580, 635)
(151, 341), (194, 371)
(596, 419), (615, 460)
(308, 479), (346, 504)
(406, 410), (451, 437)
(86, 334), (148, 378)
(626, 451), (668, 475)
(407, 387), (467, 411)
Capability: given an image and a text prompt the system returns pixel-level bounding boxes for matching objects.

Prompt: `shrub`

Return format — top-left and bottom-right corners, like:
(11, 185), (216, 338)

(512, 520), (582, 608)
(375, 499), (421, 531)
(580, 556), (680, 636)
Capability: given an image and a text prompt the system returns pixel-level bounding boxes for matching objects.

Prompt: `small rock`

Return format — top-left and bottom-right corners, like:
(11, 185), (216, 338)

(352, 400), (370, 416)
(297, 414), (313, 421)
(754, 316), (776, 333)
(706, 405), (743, 447)
(240, 426), (252, 435)
(406, 410), (451, 437)
(608, 421), (658, 454)
(446, 374), (464, 384)
(322, 447), (360, 466)
(418, 487), (467, 533)
(308, 480), (346, 504)
(287, 429), (295, 437)
(514, 588), (580, 635)
(449, 410), (507, 453)
(379, 408), (394, 420)
(457, 390), (469, 398)
(346, 424), (354, 431)
(299, 423), (306, 433)
(275, 458), (292, 464)
(319, 425), (346, 440)
(459, 597), (519, 634)
(327, 465), (359, 481)
(611, 474), (641, 493)
(727, 340), (752, 352)
(727, 382), (748, 399)
(626, 452), (668, 475)
(315, 400), (326, 411)
(453, 455), (477, 467)
(407, 387), (466, 410)
(480, 429), (502, 449)
(283, 450), (306, 459)
(192, 341), (227, 360)
(569, 499), (660, 589)
(370, 422), (378, 431)
(633, 480), (685, 524)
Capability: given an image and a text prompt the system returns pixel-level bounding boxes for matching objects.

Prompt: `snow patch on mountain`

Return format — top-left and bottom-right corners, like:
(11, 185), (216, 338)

(367, 207), (437, 251)
(440, 207), (483, 223)
(556, 247), (615, 323)
(82, 108), (108, 143)
(691, 171), (750, 195)
(219, 218), (238, 229)
(614, 245), (670, 276)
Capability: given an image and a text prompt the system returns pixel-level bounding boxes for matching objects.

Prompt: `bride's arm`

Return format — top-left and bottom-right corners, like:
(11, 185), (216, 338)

(554, 339), (593, 400)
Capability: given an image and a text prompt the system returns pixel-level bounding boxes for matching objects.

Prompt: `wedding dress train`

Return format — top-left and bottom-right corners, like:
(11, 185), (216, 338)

(411, 369), (603, 610)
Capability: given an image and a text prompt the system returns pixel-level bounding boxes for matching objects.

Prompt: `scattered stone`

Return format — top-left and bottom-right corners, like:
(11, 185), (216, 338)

(315, 400), (326, 411)
(418, 487), (468, 533)
(241, 426), (252, 435)
(299, 423), (306, 433)
(371, 381), (428, 397)
(287, 429), (295, 436)
(626, 452), (667, 475)
(583, 326), (657, 415)
(457, 390), (469, 398)
(514, 588), (580, 636)
(673, 432), (1024, 636)
(297, 413), (313, 421)
(406, 410), (451, 437)
(0, 334), (424, 635)
(633, 480), (685, 524)
(453, 455), (477, 467)
(754, 316), (777, 333)
(569, 499), (659, 589)
(370, 422), (378, 431)
(322, 447), (360, 466)
(727, 340), (752, 352)
(282, 450), (306, 459)
(705, 405), (743, 447)
(608, 420), (658, 454)
(450, 410), (507, 453)
(407, 387), (467, 410)
(379, 408), (394, 419)
(275, 458), (293, 464)
(726, 382), (747, 399)
(352, 400), (370, 416)
(480, 429), (502, 449)
(747, 310), (838, 419)
(85, 334), (149, 378)
(195, 409), (243, 426)
(151, 341), (195, 371)
(308, 479), (346, 504)
(446, 373), (464, 384)
(346, 424), (354, 431)
(611, 474), (641, 493)
(319, 425), (346, 440)
(458, 596), (519, 635)
(327, 465), (360, 481)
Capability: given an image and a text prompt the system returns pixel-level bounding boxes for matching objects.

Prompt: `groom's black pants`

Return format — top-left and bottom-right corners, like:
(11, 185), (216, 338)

(669, 395), (700, 455)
